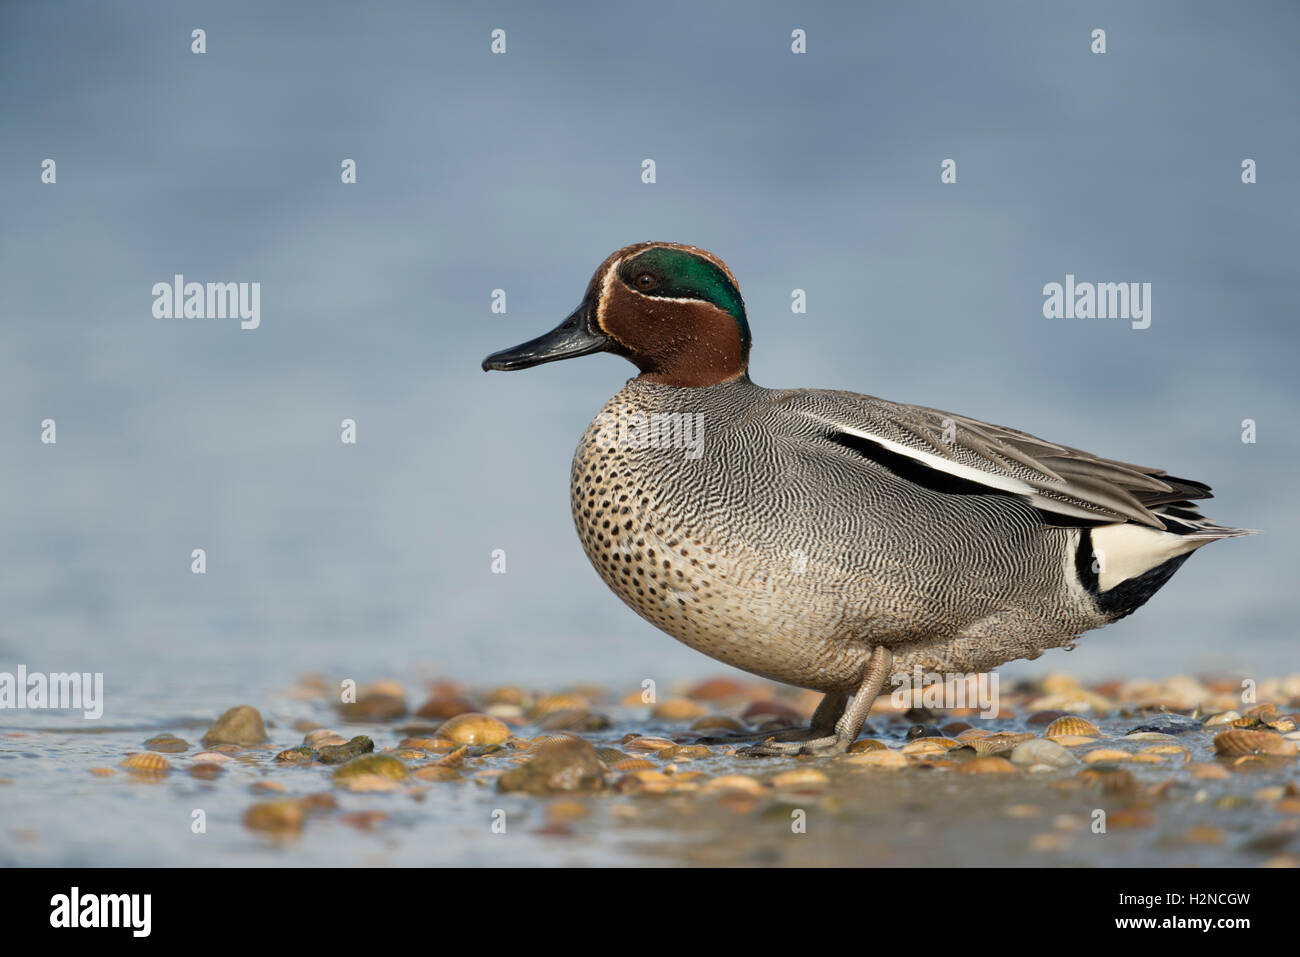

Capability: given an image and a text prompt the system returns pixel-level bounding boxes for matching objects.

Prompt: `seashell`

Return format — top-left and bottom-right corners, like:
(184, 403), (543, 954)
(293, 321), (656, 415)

(595, 747), (629, 765)
(1213, 729), (1297, 757)
(1141, 744), (1189, 760)
(1107, 809), (1154, 829)
(190, 751), (231, 763)
(1239, 703), (1279, 726)
(89, 767), (117, 777)
(1275, 798), (1300, 814)
(1082, 748), (1137, 764)
(438, 713), (510, 747)
(963, 732), (1034, 756)
(546, 800), (591, 822)
(686, 677), (748, 701)
(483, 685), (529, 707)
(1074, 767), (1138, 793)
(956, 756), (1018, 774)
(1045, 715), (1100, 738)
(251, 780), (287, 793)
(1010, 739), (1076, 769)
(770, 768), (829, 790)
(530, 693), (590, 716)
(848, 738), (887, 752)
(433, 745), (469, 767)
(1051, 735), (1098, 747)
(1178, 826), (1225, 846)
(1203, 710), (1241, 728)
(628, 769), (671, 784)
(703, 774), (766, 795)
(651, 698), (707, 721)
(144, 733), (190, 753)
(655, 744), (710, 760)
(844, 750), (909, 769)
(336, 775), (401, 792)
(1187, 762), (1232, 780)
(740, 700), (803, 723)
(955, 728), (992, 741)
(623, 736), (678, 752)
(304, 729), (347, 749)
(411, 765), (461, 782)
(399, 736), (455, 751)
(611, 758), (656, 771)
(120, 752), (171, 773)
(189, 763), (224, 780)
(690, 714), (745, 732)
(902, 739), (950, 754)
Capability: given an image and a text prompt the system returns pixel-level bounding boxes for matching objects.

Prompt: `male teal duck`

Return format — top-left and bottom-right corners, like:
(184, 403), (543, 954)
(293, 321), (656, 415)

(482, 242), (1251, 755)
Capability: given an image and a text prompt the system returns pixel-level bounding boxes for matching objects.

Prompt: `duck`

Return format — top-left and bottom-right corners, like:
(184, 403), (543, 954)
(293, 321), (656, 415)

(482, 242), (1252, 755)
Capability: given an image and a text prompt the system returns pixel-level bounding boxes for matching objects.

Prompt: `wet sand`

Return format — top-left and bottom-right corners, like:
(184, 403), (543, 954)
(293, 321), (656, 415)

(2, 671), (1298, 867)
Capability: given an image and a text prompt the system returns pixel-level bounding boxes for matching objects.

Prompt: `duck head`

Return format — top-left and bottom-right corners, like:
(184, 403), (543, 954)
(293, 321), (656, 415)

(481, 242), (750, 387)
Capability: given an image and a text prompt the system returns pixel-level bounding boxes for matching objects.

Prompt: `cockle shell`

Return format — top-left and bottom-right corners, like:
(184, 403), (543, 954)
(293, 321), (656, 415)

(1045, 715), (1100, 738)
(1213, 729), (1297, 757)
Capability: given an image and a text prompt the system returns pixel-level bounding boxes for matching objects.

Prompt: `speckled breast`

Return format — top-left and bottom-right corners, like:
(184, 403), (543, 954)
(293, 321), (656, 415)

(568, 382), (880, 690)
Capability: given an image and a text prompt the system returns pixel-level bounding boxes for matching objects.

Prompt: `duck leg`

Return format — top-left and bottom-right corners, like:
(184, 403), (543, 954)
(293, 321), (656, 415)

(739, 645), (894, 757)
(696, 691), (849, 746)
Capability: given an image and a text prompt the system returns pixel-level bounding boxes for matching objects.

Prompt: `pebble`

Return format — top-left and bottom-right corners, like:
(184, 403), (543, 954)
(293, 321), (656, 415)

(1127, 713), (1202, 735)
(536, 709), (611, 732)
(415, 696), (477, 720)
(331, 753), (410, 784)
(689, 714), (745, 732)
(202, 706), (269, 748)
(144, 733), (190, 753)
(243, 799), (305, 834)
(686, 677), (747, 701)
(339, 685), (407, 722)
(316, 736), (375, 765)
(498, 736), (606, 794)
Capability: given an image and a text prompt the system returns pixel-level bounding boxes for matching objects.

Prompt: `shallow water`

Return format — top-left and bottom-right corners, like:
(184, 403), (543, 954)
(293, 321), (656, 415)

(3, 672), (1297, 868)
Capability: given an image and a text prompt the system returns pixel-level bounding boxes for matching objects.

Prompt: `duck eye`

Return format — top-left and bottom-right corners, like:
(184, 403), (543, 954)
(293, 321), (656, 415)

(634, 272), (658, 290)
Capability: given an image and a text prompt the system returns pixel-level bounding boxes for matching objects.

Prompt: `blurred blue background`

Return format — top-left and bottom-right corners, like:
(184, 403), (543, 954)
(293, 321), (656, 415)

(1, 0), (1296, 719)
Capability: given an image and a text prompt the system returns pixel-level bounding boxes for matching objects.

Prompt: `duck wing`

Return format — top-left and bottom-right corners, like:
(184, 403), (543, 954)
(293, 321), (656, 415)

(770, 388), (1233, 532)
